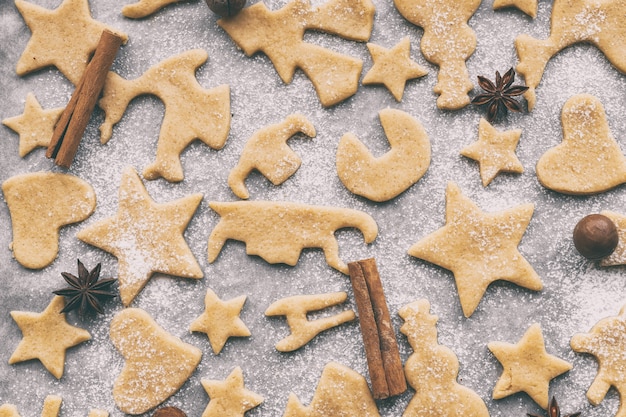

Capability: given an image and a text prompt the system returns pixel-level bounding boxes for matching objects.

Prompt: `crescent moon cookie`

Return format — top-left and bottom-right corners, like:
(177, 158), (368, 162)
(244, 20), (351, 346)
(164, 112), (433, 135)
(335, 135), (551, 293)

(408, 182), (542, 317)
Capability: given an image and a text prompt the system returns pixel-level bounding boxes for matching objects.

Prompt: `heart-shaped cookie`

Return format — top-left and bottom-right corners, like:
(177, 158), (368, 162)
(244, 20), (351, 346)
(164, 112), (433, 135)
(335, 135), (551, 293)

(536, 94), (626, 195)
(110, 308), (202, 415)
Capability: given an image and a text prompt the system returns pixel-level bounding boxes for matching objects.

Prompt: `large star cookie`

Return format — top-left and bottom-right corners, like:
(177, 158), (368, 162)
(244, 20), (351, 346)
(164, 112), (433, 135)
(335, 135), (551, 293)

(190, 289), (251, 355)
(218, 0), (375, 107)
(493, 0), (537, 18)
(2, 93), (64, 157)
(77, 167), (203, 306)
(362, 37), (427, 101)
(460, 118), (524, 187)
(571, 304), (626, 416)
(408, 182), (542, 317)
(201, 367), (263, 417)
(9, 296), (91, 379)
(489, 323), (572, 409)
(15, 0), (127, 85)
(515, 0), (626, 110)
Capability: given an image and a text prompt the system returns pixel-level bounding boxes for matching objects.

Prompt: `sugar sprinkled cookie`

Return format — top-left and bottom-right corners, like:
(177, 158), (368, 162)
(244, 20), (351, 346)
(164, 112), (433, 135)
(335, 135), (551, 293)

(336, 108), (430, 202)
(77, 167), (203, 306)
(201, 367), (263, 417)
(2, 172), (96, 270)
(110, 308), (202, 415)
(536, 94), (626, 195)
(9, 296), (91, 379)
(15, 0), (127, 85)
(489, 323), (572, 409)
(408, 182), (541, 317)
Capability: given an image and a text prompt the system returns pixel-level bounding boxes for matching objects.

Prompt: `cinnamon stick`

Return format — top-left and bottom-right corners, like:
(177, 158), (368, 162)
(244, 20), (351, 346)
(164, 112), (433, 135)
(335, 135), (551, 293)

(348, 258), (406, 399)
(48, 30), (123, 168)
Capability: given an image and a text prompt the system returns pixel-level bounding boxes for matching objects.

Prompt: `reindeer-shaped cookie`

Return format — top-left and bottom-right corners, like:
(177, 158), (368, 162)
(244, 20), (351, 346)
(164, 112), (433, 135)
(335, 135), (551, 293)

(399, 299), (489, 417)
(516, 0), (626, 110)
(571, 304), (626, 417)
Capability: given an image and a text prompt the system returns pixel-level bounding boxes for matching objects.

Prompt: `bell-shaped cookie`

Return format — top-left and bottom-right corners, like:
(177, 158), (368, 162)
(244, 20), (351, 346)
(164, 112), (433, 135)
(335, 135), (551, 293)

(110, 308), (202, 415)
(2, 172), (96, 269)
(536, 94), (626, 195)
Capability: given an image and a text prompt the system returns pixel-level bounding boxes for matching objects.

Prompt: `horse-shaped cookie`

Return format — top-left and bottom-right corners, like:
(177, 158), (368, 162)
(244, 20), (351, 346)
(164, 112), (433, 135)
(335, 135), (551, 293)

(516, 0), (626, 110)
(207, 201), (378, 274)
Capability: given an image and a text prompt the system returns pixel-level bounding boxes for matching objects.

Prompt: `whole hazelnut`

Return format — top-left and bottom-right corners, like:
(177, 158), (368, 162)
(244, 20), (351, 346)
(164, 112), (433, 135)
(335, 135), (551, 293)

(152, 407), (187, 417)
(573, 214), (619, 260)
(205, 0), (247, 17)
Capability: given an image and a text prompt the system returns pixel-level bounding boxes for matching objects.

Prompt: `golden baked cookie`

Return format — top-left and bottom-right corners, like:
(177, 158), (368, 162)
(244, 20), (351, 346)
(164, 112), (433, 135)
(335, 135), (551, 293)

(201, 367), (263, 417)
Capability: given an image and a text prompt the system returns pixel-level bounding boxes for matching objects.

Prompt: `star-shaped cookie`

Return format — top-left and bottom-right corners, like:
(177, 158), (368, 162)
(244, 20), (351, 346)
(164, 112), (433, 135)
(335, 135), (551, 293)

(76, 167), (203, 306)
(9, 296), (91, 379)
(201, 367), (263, 417)
(489, 323), (572, 409)
(15, 0), (127, 85)
(190, 289), (251, 354)
(408, 182), (542, 317)
(362, 37), (427, 101)
(2, 93), (64, 157)
(460, 118), (524, 186)
(493, 0), (538, 18)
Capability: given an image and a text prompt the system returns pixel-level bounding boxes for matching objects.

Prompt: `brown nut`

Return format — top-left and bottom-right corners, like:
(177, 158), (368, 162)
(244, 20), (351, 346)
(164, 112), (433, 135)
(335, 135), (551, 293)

(573, 214), (619, 260)
(153, 407), (187, 417)
(205, 0), (246, 17)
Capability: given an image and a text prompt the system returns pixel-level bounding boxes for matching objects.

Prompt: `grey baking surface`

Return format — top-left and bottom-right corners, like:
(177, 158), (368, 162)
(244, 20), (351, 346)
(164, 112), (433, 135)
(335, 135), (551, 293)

(1, 0), (626, 415)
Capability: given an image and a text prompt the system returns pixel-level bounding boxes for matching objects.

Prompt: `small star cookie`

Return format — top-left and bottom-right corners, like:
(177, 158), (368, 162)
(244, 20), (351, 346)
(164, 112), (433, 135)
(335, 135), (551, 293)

(201, 367), (263, 417)
(77, 167), (203, 306)
(190, 289), (251, 355)
(460, 118), (524, 186)
(9, 296), (91, 379)
(571, 304), (626, 416)
(489, 323), (572, 409)
(15, 0), (127, 85)
(2, 93), (64, 157)
(493, 0), (538, 18)
(362, 37), (427, 101)
(408, 182), (542, 317)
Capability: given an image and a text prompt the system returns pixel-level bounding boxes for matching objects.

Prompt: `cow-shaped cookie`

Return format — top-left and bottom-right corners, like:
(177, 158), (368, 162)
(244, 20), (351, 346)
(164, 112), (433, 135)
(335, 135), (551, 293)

(571, 304), (626, 417)
(207, 201), (378, 274)
(516, 0), (626, 110)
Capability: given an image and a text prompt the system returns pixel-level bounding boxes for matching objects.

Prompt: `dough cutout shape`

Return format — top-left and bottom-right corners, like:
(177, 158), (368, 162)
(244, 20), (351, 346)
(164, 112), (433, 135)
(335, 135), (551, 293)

(99, 49), (230, 182)
(2, 93), (64, 157)
(399, 299), (489, 417)
(15, 0), (127, 85)
(77, 167), (203, 306)
(283, 361), (380, 417)
(190, 289), (251, 355)
(336, 108), (431, 202)
(110, 308), (202, 415)
(228, 114), (316, 199)
(394, 0), (480, 109)
(208, 201), (378, 274)
(201, 367), (263, 417)
(218, 0), (375, 107)
(536, 94), (626, 195)
(362, 37), (428, 101)
(489, 323), (572, 409)
(515, 0), (626, 110)
(460, 118), (524, 187)
(0, 395), (108, 417)
(493, 0), (537, 18)
(265, 292), (356, 352)
(122, 0), (185, 18)
(3, 172), (96, 270)
(599, 210), (626, 266)
(571, 304), (626, 417)
(9, 296), (91, 379)
(408, 182), (541, 317)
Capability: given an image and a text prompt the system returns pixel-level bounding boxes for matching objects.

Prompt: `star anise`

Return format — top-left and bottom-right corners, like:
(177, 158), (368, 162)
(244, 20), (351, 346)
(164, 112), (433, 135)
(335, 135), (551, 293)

(471, 67), (528, 122)
(53, 260), (117, 317)
(527, 396), (581, 417)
